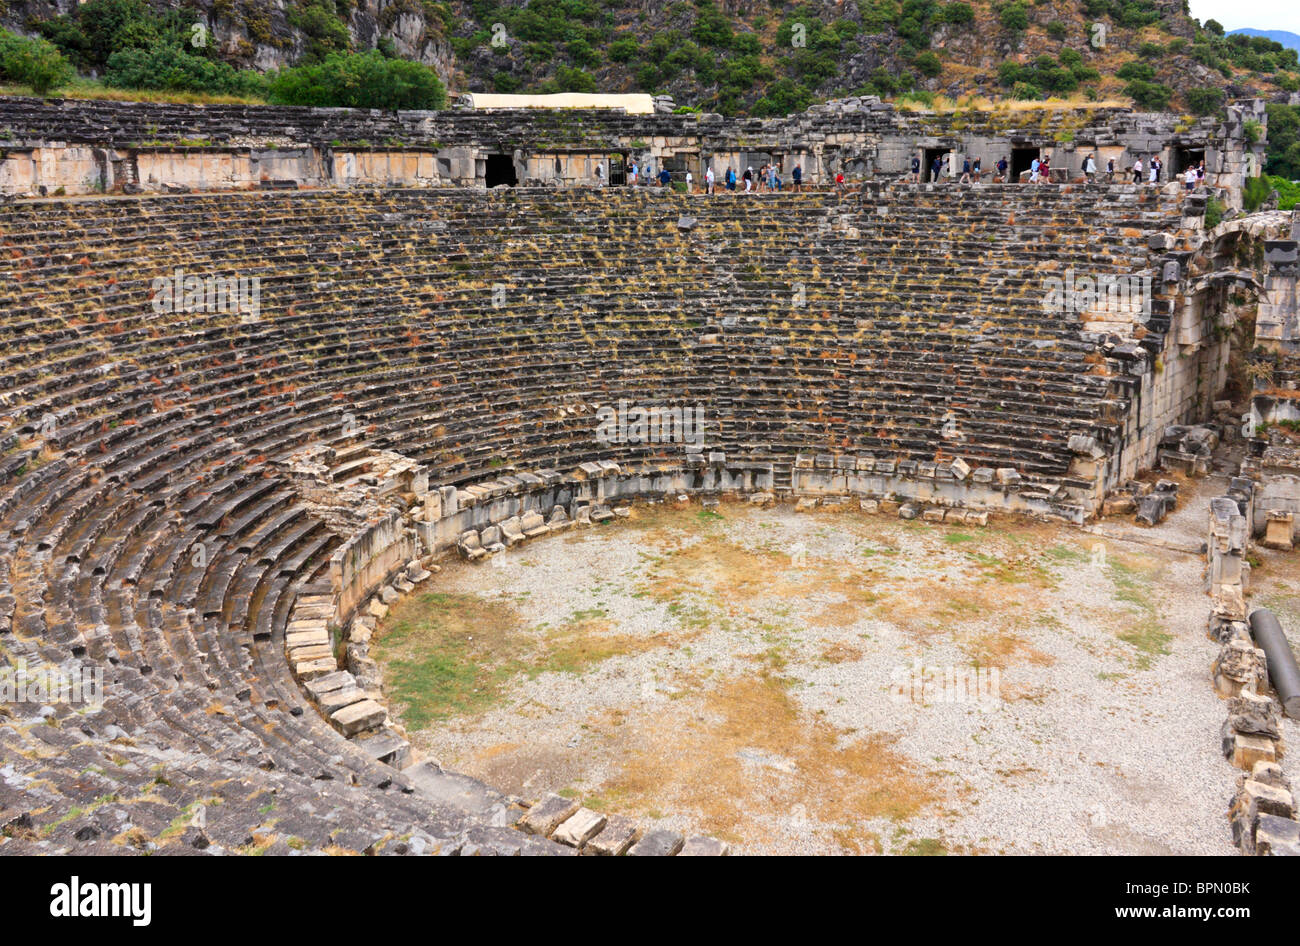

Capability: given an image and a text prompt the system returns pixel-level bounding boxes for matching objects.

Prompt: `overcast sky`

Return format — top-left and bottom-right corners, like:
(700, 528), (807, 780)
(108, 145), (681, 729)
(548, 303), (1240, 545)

(1187, 0), (1300, 35)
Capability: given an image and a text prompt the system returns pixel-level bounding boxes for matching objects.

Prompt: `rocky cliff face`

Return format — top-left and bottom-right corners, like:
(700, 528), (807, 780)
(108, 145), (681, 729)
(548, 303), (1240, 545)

(1, 0), (453, 74)
(2, 0), (1297, 116)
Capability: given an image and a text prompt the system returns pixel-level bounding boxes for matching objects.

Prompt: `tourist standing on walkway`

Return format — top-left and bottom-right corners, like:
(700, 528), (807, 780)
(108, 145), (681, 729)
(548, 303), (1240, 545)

(996, 156), (1008, 182)
(1131, 157), (1143, 184)
(1084, 154), (1096, 180)
(792, 163), (802, 191)
(743, 167), (753, 192)
(629, 159), (638, 185)
(912, 154), (921, 183)
(931, 155), (943, 183)
(835, 170), (846, 195)
(596, 162), (605, 187)
(1184, 166), (1196, 192)
(705, 166), (715, 194)
(684, 169), (693, 192)
(1107, 157), (1115, 181)
(1029, 156), (1040, 183)
(972, 157), (981, 183)
(1039, 153), (1051, 183)
(1148, 157), (1159, 184)
(726, 166), (736, 191)
(1196, 160), (1205, 186)
(959, 157), (971, 184)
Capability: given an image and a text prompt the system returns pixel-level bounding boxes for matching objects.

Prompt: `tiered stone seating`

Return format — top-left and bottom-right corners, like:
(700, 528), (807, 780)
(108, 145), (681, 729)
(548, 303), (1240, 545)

(0, 182), (1186, 853)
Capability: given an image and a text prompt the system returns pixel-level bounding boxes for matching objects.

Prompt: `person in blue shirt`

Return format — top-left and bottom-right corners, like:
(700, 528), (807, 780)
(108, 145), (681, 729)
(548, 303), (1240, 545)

(792, 164), (802, 191)
(659, 167), (671, 187)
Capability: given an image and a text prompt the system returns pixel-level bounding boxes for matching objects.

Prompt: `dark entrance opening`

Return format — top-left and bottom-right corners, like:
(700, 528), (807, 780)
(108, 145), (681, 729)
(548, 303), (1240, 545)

(1172, 146), (1205, 177)
(923, 148), (947, 181)
(1011, 147), (1039, 182)
(608, 154), (626, 186)
(485, 153), (517, 188)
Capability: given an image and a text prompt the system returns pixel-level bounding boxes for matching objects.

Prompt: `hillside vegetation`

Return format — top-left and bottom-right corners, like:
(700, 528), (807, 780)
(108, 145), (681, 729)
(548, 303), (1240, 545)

(0, 0), (1298, 177)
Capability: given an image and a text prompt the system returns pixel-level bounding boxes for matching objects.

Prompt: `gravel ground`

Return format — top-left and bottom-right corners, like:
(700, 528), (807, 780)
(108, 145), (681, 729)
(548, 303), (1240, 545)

(380, 481), (1298, 855)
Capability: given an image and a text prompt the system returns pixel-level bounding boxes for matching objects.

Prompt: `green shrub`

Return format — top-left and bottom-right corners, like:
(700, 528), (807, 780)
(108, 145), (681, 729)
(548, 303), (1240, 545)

(1046, 21), (1066, 40)
(608, 34), (639, 62)
(690, 0), (733, 48)
(940, 2), (974, 25)
(1011, 81), (1041, 100)
(1124, 79), (1172, 110)
(997, 1), (1028, 33)
(751, 77), (813, 116)
(1242, 174), (1275, 212)
(1184, 86), (1223, 116)
(1262, 174), (1299, 210)
(105, 43), (265, 95)
(1204, 195), (1224, 227)
(287, 1), (353, 63)
(550, 64), (596, 93)
(913, 50), (942, 77)
(492, 71), (521, 93)
(1265, 103), (1300, 179)
(267, 50), (446, 109)
(1116, 60), (1155, 81)
(1, 33), (74, 95)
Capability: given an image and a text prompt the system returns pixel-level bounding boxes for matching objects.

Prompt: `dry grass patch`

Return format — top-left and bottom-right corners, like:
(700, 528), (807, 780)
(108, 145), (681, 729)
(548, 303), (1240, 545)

(597, 671), (943, 841)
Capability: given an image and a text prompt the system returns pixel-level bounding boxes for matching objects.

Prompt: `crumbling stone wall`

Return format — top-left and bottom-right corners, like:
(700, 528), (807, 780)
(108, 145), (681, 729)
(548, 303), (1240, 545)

(0, 94), (1263, 206)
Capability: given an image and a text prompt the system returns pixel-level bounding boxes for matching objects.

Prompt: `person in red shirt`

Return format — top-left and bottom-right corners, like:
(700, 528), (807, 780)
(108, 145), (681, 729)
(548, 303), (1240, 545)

(835, 170), (846, 195)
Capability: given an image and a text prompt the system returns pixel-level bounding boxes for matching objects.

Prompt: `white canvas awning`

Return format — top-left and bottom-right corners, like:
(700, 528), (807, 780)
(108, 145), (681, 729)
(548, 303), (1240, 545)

(457, 93), (656, 114)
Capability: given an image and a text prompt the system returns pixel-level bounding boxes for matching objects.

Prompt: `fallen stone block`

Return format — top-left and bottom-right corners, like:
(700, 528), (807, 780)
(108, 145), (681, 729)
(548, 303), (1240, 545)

(898, 502), (919, 520)
(331, 698), (386, 736)
(1222, 728), (1278, 770)
(1255, 814), (1300, 855)
(1263, 511), (1294, 550)
(627, 829), (684, 856)
(1212, 640), (1267, 697)
(679, 835), (730, 856)
(922, 507), (946, 523)
(519, 794), (581, 837)
(795, 498), (818, 512)
(552, 808), (607, 848)
(584, 814), (639, 856)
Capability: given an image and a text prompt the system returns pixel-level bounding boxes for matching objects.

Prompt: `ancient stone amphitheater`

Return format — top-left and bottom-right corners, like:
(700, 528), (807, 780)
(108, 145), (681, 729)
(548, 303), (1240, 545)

(1, 94), (1297, 856)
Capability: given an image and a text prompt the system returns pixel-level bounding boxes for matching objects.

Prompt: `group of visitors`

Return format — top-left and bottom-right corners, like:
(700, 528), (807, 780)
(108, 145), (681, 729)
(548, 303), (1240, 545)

(905, 148), (1209, 191)
(695, 161), (806, 195)
(600, 149), (1210, 194)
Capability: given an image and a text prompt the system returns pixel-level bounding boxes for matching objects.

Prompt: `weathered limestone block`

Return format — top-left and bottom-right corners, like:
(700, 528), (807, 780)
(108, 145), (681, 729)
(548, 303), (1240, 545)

(627, 829), (684, 856)
(519, 794), (580, 836)
(520, 510), (549, 537)
(1227, 691), (1281, 739)
(331, 698), (386, 736)
(922, 507), (946, 522)
(1263, 510), (1295, 550)
(547, 505), (572, 532)
(479, 525), (505, 552)
(551, 807), (607, 847)
(457, 529), (486, 561)
(584, 814), (639, 856)
(679, 835), (730, 856)
(1221, 724), (1278, 770)
(898, 502), (919, 520)
(1254, 815), (1300, 855)
(1212, 639), (1267, 697)
(500, 515), (525, 547)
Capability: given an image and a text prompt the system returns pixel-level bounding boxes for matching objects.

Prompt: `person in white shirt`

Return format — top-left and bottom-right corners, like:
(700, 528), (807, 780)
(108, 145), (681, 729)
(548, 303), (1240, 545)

(1131, 157), (1143, 184)
(705, 166), (715, 195)
(1184, 166), (1196, 192)
(685, 170), (693, 193)
(595, 163), (605, 187)
(1084, 154), (1096, 179)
